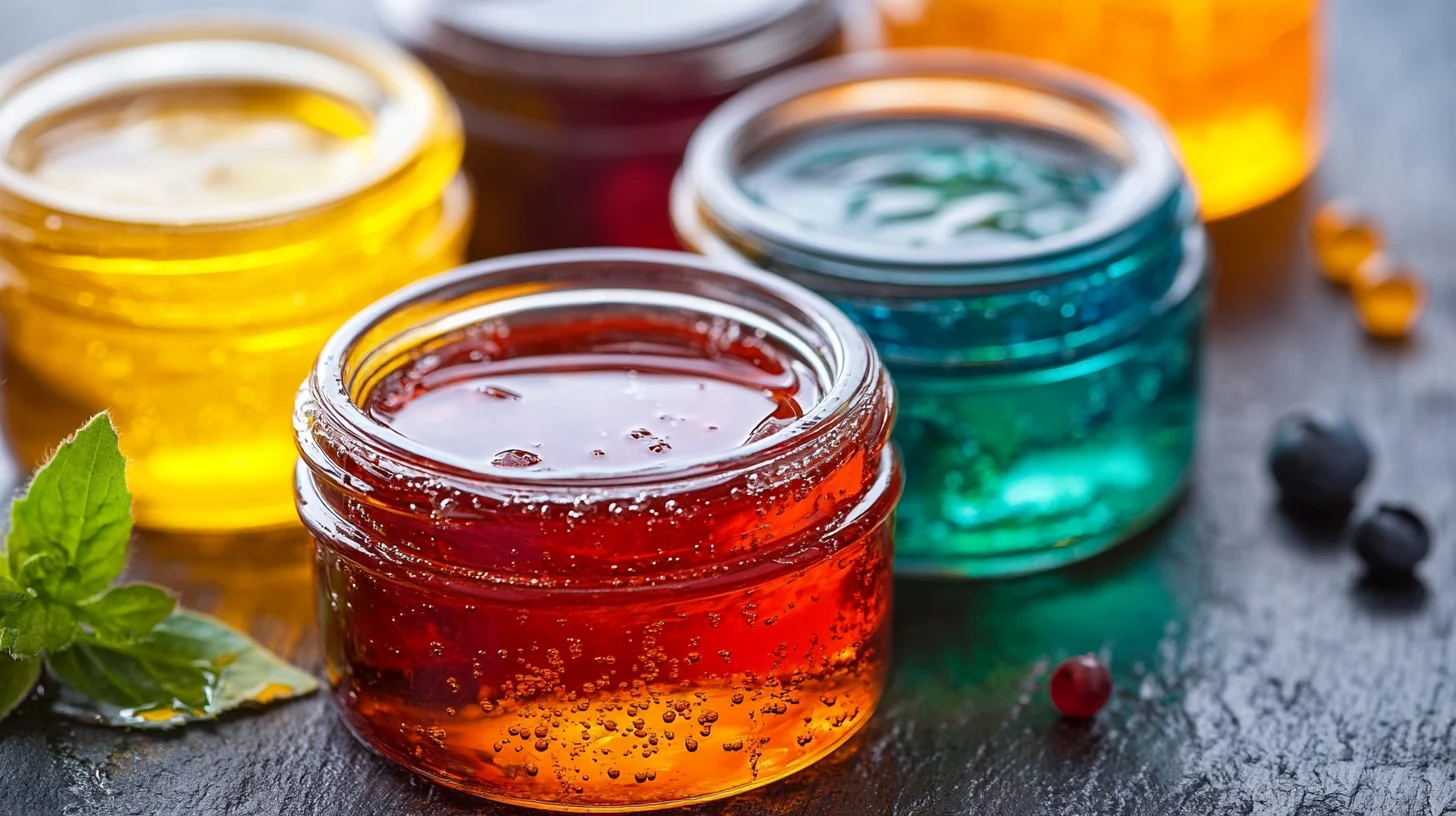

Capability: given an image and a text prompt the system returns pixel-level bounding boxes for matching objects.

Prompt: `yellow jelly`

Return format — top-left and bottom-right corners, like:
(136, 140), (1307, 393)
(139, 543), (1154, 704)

(1352, 254), (1424, 340)
(1312, 201), (1382, 286)
(0, 18), (469, 531)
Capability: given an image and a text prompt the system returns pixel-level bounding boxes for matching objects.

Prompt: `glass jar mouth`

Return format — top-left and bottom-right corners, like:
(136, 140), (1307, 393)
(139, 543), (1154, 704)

(302, 248), (880, 493)
(376, 0), (841, 97)
(677, 50), (1186, 289)
(0, 12), (442, 227)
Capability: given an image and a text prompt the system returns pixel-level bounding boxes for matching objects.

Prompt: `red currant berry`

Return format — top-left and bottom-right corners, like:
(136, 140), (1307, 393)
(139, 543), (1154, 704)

(1050, 654), (1112, 718)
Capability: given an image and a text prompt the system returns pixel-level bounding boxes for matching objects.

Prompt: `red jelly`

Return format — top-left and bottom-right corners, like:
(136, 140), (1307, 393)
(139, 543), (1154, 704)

(296, 250), (899, 810)
(1049, 654), (1113, 718)
(376, 0), (842, 259)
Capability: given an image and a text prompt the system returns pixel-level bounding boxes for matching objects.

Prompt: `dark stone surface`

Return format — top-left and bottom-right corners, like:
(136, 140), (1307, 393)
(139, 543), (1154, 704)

(2, 1), (1455, 814)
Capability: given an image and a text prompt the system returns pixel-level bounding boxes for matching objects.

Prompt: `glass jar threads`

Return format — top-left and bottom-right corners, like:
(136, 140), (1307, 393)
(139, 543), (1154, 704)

(376, 0), (841, 259)
(874, 0), (1323, 219)
(295, 250), (899, 809)
(675, 54), (1208, 578)
(0, 15), (469, 531)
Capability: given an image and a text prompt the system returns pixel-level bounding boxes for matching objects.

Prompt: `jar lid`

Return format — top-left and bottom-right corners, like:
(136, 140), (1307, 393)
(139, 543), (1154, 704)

(376, 0), (841, 96)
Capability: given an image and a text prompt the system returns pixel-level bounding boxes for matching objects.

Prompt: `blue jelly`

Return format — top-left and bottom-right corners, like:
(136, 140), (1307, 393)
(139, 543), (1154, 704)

(674, 54), (1208, 577)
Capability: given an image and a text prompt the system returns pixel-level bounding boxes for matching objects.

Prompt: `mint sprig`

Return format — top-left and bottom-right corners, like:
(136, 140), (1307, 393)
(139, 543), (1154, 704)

(0, 414), (317, 728)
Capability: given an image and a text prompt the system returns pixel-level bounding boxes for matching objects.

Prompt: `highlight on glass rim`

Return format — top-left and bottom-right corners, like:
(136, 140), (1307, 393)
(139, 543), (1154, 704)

(0, 2), (1448, 815)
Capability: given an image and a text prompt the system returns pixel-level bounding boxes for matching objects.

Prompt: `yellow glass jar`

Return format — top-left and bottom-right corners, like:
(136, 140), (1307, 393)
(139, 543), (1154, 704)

(874, 0), (1322, 219)
(0, 16), (469, 531)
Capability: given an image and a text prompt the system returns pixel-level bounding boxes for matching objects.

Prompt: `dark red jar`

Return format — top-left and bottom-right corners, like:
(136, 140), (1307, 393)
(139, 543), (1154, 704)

(376, 0), (842, 259)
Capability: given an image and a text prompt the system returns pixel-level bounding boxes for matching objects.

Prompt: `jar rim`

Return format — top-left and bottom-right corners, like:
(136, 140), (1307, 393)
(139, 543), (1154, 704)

(375, 0), (841, 97)
(302, 248), (882, 493)
(0, 12), (444, 227)
(676, 50), (1187, 289)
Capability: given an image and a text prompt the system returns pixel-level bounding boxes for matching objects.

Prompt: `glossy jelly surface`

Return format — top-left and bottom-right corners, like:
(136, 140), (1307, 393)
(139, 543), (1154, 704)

(876, 0), (1321, 219)
(369, 331), (819, 473)
(298, 254), (898, 809)
(0, 22), (467, 531)
(740, 119), (1117, 250)
(12, 83), (372, 208)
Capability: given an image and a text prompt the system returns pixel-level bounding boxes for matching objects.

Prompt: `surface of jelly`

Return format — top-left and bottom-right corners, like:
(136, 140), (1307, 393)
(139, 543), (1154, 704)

(427, 0), (797, 53)
(12, 84), (372, 210)
(370, 334), (818, 474)
(739, 119), (1118, 250)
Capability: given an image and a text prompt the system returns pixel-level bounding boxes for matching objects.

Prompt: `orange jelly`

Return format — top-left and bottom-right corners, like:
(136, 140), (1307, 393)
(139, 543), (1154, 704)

(295, 251), (899, 810)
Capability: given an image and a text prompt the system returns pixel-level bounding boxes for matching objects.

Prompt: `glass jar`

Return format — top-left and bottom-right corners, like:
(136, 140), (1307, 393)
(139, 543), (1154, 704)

(874, 0), (1322, 219)
(295, 249), (899, 809)
(0, 15), (469, 531)
(674, 53), (1208, 578)
(376, 0), (841, 259)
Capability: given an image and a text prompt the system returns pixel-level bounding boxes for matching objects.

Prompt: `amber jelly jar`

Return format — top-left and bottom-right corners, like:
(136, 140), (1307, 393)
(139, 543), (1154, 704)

(295, 250), (899, 810)
(874, 0), (1322, 219)
(376, 0), (842, 258)
(0, 15), (469, 531)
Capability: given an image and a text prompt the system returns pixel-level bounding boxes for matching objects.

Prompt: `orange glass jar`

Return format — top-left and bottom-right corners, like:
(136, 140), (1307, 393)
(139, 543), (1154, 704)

(377, 0), (842, 258)
(874, 0), (1322, 219)
(295, 250), (899, 809)
(0, 16), (468, 531)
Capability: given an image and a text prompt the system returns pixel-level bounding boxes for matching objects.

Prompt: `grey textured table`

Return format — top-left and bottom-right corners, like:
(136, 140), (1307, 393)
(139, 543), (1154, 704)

(3, 1), (1455, 814)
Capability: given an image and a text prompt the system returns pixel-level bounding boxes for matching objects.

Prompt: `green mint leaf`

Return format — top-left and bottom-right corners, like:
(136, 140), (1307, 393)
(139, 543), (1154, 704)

(15, 550), (64, 598)
(8, 413), (131, 602)
(46, 610), (317, 729)
(2, 597), (77, 658)
(0, 653), (40, 723)
(0, 575), (25, 610)
(74, 584), (175, 643)
(75, 584), (176, 644)
(46, 639), (210, 720)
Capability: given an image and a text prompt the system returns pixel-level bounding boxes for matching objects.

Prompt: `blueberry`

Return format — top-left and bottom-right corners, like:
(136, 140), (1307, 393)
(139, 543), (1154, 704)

(1268, 413), (1372, 512)
(1354, 505), (1431, 576)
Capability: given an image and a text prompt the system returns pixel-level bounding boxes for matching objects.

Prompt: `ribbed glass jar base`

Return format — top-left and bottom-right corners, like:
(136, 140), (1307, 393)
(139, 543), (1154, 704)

(891, 294), (1201, 577)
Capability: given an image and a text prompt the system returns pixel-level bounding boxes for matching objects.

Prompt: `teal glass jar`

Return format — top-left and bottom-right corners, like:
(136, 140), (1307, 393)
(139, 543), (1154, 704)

(673, 53), (1209, 578)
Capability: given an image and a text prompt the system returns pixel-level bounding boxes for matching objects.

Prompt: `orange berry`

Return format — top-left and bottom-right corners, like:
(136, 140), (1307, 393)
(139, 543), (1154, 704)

(1352, 253), (1423, 340)
(1312, 201), (1382, 286)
